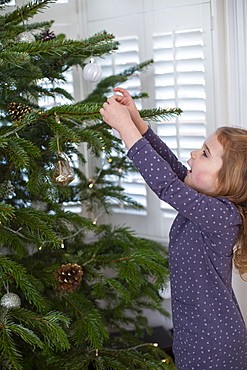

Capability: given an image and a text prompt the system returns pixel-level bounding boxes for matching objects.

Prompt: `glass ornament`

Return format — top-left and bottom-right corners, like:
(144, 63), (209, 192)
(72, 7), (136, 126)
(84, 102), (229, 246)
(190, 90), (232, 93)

(51, 152), (75, 187)
(83, 58), (102, 82)
(0, 292), (21, 308)
(16, 31), (35, 43)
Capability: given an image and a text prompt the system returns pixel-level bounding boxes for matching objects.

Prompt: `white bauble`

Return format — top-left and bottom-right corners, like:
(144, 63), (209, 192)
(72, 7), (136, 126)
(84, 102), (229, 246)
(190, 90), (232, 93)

(16, 31), (35, 43)
(83, 59), (102, 82)
(0, 292), (21, 308)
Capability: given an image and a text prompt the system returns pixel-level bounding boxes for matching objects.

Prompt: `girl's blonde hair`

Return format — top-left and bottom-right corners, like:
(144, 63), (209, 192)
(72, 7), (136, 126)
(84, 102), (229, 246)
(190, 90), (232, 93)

(215, 126), (247, 280)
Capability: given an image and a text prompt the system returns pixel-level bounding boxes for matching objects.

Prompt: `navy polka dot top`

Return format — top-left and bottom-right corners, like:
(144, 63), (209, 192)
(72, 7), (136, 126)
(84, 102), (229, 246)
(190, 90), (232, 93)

(128, 127), (247, 369)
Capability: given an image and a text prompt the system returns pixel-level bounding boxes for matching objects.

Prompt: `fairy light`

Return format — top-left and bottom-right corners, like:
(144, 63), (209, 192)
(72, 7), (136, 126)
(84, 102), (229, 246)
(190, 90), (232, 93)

(152, 343), (158, 347)
(39, 241), (45, 250)
(88, 179), (95, 188)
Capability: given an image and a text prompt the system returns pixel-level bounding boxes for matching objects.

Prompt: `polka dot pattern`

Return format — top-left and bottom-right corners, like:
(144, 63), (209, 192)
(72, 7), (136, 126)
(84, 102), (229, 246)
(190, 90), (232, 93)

(128, 128), (247, 369)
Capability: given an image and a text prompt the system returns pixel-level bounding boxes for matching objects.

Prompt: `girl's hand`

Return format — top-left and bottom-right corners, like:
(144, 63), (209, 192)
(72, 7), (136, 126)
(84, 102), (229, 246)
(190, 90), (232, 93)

(100, 97), (142, 149)
(112, 87), (148, 135)
(100, 97), (132, 131)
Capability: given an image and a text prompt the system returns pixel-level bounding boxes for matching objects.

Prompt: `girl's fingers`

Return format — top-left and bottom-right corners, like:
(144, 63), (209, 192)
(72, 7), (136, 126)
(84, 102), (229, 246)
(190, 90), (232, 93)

(108, 94), (122, 102)
(107, 96), (117, 105)
(113, 87), (130, 97)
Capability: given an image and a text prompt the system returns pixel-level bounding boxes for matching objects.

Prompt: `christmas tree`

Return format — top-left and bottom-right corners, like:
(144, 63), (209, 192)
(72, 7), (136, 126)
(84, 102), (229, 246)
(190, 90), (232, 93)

(0, 0), (182, 368)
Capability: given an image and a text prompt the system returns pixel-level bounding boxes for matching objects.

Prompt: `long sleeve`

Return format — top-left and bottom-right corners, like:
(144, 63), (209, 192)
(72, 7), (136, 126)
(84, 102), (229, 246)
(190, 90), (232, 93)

(143, 127), (187, 181)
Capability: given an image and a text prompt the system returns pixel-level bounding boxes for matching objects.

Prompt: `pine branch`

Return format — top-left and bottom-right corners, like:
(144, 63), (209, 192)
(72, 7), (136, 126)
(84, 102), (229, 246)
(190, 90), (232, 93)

(8, 32), (118, 65)
(140, 107), (183, 121)
(1, 0), (56, 26)
(7, 323), (44, 349)
(0, 309), (23, 370)
(45, 104), (183, 127)
(9, 308), (70, 353)
(0, 51), (31, 66)
(45, 103), (102, 120)
(2, 136), (41, 169)
(58, 292), (109, 349)
(0, 202), (15, 223)
(0, 255), (46, 311)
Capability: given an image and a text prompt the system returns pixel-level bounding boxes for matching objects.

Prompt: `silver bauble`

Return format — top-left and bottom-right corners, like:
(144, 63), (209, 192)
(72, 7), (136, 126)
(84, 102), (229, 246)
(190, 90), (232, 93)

(0, 292), (21, 308)
(83, 58), (102, 82)
(16, 31), (35, 43)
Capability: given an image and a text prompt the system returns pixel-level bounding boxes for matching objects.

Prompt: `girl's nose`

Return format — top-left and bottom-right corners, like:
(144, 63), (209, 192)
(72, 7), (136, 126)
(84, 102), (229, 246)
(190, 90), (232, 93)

(190, 150), (196, 159)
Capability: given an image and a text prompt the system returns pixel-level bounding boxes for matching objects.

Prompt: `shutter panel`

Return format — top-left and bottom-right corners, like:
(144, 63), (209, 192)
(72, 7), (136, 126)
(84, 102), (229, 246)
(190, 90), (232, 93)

(153, 28), (207, 214)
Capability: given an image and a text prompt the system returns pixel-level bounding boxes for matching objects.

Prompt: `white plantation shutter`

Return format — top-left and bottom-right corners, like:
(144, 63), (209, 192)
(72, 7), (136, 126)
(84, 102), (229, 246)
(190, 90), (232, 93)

(153, 29), (206, 162)
(153, 28), (207, 216)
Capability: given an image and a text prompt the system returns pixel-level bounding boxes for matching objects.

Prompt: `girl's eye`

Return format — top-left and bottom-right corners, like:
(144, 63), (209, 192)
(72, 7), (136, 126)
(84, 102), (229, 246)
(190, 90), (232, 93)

(203, 150), (208, 157)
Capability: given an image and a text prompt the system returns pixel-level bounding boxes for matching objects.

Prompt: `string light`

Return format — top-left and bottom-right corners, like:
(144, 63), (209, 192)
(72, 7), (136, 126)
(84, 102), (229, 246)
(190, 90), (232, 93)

(39, 242), (45, 250)
(161, 358), (168, 363)
(88, 179), (95, 188)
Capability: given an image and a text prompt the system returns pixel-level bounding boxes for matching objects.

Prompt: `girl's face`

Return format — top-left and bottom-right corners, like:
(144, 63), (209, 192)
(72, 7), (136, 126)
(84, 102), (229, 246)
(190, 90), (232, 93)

(185, 132), (224, 194)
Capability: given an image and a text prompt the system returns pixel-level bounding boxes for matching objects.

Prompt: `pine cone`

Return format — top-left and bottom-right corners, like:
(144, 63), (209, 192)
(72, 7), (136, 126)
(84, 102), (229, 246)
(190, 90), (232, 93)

(0, 181), (15, 199)
(8, 102), (32, 121)
(54, 263), (83, 292)
(39, 29), (56, 41)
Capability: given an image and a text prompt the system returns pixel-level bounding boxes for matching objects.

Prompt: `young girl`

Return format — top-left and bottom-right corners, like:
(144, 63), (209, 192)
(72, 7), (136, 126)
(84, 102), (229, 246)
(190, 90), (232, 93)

(100, 88), (247, 369)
